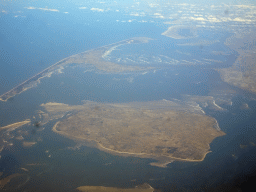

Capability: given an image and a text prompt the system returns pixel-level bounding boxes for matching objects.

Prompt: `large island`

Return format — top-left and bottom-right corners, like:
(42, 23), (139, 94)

(40, 100), (225, 167)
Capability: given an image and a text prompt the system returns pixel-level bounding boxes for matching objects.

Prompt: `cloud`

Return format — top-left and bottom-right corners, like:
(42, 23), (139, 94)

(153, 13), (165, 19)
(79, 7), (87, 9)
(233, 17), (250, 22)
(233, 5), (253, 8)
(178, 3), (189, 6)
(130, 13), (140, 16)
(148, 3), (159, 8)
(156, 15), (165, 19)
(25, 7), (59, 12)
(130, 12), (146, 17)
(38, 8), (59, 12)
(26, 6), (36, 10)
(91, 8), (104, 12)
(190, 17), (205, 21)
(207, 16), (221, 23)
(64, 12), (69, 14)
(177, 40), (220, 46)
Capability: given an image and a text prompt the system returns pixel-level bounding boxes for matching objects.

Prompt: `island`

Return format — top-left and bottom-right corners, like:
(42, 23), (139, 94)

(40, 100), (225, 167)
(77, 183), (154, 192)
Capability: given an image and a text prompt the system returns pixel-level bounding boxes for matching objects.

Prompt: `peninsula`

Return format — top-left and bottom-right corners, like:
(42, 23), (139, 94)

(0, 37), (153, 102)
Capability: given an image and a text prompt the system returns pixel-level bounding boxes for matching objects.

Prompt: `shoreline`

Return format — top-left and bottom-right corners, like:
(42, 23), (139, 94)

(52, 121), (211, 167)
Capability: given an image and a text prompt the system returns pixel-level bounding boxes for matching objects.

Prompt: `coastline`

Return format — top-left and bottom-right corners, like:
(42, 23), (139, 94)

(52, 121), (212, 167)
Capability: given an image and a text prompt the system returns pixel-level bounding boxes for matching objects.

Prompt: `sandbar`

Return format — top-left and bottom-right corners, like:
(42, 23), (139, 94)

(0, 119), (31, 131)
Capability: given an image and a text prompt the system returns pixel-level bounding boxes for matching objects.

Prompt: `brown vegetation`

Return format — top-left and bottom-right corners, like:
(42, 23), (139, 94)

(47, 100), (225, 167)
